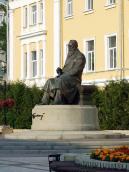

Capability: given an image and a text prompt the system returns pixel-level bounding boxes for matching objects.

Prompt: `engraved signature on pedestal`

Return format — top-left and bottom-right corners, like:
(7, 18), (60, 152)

(32, 113), (45, 120)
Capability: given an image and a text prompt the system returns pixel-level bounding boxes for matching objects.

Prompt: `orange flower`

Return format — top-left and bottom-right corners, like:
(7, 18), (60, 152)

(95, 149), (100, 155)
(110, 154), (114, 161)
(103, 149), (109, 154)
(102, 155), (106, 161)
(91, 145), (129, 163)
(126, 157), (129, 161)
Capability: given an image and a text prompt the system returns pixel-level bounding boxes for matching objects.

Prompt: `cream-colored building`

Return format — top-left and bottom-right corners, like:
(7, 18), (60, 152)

(8, 0), (46, 87)
(8, 0), (129, 87)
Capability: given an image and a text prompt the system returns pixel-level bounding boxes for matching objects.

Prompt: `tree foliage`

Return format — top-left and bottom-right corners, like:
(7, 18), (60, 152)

(0, 4), (7, 55)
(92, 80), (129, 129)
(0, 81), (43, 129)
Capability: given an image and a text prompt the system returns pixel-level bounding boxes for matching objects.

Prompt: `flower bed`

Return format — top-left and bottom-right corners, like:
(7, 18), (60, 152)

(91, 146), (129, 163)
(62, 153), (129, 170)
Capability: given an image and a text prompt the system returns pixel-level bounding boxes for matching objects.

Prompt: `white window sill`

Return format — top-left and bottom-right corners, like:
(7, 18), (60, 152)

(105, 4), (116, 10)
(105, 67), (118, 71)
(21, 77), (27, 81)
(29, 23), (37, 27)
(83, 9), (94, 15)
(25, 76), (41, 80)
(38, 21), (43, 25)
(84, 70), (95, 74)
(65, 15), (73, 20)
(23, 26), (28, 30)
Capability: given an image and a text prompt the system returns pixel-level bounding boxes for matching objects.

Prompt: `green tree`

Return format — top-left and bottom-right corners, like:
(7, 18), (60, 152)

(0, 81), (43, 129)
(93, 80), (129, 130)
(0, 4), (7, 55)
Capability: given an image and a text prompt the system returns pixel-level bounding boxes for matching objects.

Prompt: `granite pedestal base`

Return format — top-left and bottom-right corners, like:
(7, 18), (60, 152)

(31, 105), (99, 131)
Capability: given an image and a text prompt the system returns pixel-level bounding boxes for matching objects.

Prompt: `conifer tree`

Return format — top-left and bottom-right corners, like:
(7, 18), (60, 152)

(0, 4), (7, 56)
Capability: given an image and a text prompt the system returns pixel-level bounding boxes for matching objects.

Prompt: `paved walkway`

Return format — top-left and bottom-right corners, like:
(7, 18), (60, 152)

(0, 157), (49, 172)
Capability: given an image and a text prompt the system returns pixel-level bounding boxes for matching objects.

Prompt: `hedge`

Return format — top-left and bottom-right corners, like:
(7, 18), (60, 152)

(0, 81), (43, 129)
(92, 80), (129, 130)
(1, 79), (129, 130)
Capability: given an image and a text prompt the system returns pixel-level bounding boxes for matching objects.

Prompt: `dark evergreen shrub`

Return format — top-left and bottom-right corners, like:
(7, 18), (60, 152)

(92, 80), (129, 130)
(0, 81), (43, 129)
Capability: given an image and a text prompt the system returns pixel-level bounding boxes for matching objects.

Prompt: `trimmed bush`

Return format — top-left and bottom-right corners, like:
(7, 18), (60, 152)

(92, 80), (129, 130)
(0, 81), (43, 129)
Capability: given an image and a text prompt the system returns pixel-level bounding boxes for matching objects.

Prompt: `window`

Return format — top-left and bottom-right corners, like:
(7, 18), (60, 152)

(106, 35), (116, 69)
(107, 0), (115, 5)
(24, 52), (27, 78)
(39, 3), (43, 23)
(85, 0), (93, 11)
(86, 40), (94, 72)
(31, 51), (37, 77)
(40, 49), (43, 76)
(31, 4), (37, 25)
(23, 7), (28, 28)
(66, 0), (73, 17)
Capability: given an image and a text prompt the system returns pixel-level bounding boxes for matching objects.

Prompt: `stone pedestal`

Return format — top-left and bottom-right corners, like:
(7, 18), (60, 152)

(31, 105), (99, 131)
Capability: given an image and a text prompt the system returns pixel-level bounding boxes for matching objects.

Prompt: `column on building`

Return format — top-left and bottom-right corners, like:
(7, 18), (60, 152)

(36, 41), (40, 78)
(21, 44), (24, 80)
(43, 0), (46, 30)
(27, 43), (31, 79)
(53, 0), (61, 76)
(8, 9), (14, 80)
(43, 36), (46, 83)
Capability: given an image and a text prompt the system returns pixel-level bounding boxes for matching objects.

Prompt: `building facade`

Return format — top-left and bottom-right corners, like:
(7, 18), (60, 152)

(8, 0), (129, 87)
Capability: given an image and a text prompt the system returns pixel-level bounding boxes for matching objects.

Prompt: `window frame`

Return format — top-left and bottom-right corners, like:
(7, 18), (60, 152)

(30, 4), (37, 26)
(105, 33), (117, 70)
(31, 51), (37, 77)
(40, 49), (43, 76)
(24, 52), (27, 78)
(107, 0), (116, 6)
(84, 38), (95, 73)
(66, 0), (73, 17)
(85, 0), (93, 11)
(39, 2), (43, 24)
(23, 6), (28, 28)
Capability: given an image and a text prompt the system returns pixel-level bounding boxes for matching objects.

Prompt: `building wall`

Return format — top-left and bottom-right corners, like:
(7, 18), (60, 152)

(9, 0), (47, 87)
(13, 8), (21, 80)
(123, 0), (129, 78)
(9, 0), (129, 87)
(62, 0), (121, 85)
(45, 0), (54, 78)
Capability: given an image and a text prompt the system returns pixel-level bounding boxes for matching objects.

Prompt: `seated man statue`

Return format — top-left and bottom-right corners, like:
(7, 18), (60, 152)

(41, 40), (86, 105)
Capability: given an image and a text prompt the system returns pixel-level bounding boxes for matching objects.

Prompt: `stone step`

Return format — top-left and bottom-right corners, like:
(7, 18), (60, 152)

(1, 130), (129, 157)
(0, 149), (92, 157)
(0, 145), (94, 150)
(0, 138), (129, 156)
(1, 138), (129, 145)
(0, 139), (129, 147)
(3, 131), (128, 140)
(0, 142), (129, 150)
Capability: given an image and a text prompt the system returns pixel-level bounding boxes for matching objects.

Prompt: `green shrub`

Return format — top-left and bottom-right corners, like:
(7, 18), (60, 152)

(92, 80), (129, 130)
(0, 81), (43, 129)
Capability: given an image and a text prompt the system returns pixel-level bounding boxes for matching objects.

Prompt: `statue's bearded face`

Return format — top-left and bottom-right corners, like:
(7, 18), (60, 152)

(68, 40), (78, 54)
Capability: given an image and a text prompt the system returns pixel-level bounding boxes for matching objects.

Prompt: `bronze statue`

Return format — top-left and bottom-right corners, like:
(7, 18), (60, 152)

(41, 40), (86, 105)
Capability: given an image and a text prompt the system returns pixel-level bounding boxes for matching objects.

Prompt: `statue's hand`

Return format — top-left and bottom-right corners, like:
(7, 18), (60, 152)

(56, 67), (63, 76)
